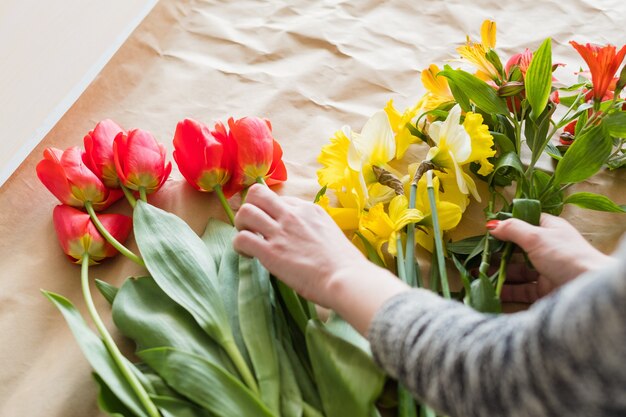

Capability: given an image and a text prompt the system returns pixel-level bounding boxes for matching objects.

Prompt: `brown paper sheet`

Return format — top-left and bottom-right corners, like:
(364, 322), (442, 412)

(1, 1), (625, 415)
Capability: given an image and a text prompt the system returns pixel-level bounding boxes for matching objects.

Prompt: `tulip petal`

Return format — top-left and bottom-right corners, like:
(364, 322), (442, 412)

(37, 153), (82, 206)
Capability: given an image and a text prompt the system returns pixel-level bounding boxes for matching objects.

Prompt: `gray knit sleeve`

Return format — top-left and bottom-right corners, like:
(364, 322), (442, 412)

(368, 243), (626, 417)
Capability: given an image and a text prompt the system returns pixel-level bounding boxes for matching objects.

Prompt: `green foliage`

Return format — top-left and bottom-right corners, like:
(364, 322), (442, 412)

(554, 125), (613, 184)
(95, 279), (119, 306)
(564, 192), (626, 212)
(525, 38), (552, 119)
(439, 68), (509, 115)
(468, 274), (501, 313)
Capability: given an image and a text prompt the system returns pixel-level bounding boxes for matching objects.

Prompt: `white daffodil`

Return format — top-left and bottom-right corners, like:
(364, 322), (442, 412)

(426, 104), (481, 201)
(346, 110), (397, 207)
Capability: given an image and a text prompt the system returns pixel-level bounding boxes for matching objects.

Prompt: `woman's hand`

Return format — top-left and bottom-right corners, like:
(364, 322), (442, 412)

(489, 214), (617, 303)
(232, 184), (409, 335)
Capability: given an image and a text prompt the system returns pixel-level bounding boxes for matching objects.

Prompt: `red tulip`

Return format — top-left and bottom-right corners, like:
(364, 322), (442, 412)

(36, 147), (123, 210)
(52, 205), (132, 264)
(113, 129), (172, 194)
(228, 117), (287, 187)
(172, 118), (235, 192)
(83, 119), (125, 188)
(570, 41), (626, 102)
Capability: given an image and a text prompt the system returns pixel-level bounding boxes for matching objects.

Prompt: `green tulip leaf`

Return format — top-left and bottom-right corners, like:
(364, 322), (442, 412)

(134, 201), (231, 346)
(112, 276), (237, 375)
(564, 192), (626, 213)
(42, 291), (150, 417)
(525, 38), (552, 119)
(139, 347), (275, 417)
(439, 68), (509, 115)
(93, 373), (133, 417)
(95, 279), (119, 306)
(306, 320), (385, 417)
(276, 344), (304, 417)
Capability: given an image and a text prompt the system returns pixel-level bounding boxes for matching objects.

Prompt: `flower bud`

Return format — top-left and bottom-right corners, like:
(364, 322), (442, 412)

(52, 205), (131, 264)
(36, 147), (123, 210)
(83, 119), (124, 188)
(172, 119), (234, 192)
(497, 81), (525, 97)
(114, 129), (172, 194)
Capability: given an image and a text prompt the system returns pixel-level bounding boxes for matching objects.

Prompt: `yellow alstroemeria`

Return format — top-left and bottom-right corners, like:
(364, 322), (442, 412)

(456, 19), (499, 81)
(359, 195), (424, 257)
(425, 105), (495, 203)
(414, 174), (463, 253)
(416, 64), (455, 113)
(384, 100), (421, 159)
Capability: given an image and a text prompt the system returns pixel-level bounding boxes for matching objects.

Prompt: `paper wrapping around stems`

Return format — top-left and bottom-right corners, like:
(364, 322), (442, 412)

(1, 0), (625, 415)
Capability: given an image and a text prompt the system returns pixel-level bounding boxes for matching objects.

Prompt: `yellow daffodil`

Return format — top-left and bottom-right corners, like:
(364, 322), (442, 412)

(359, 195), (424, 257)
(317, 127), (352, 191)
(416, 64), (455, 113)
(317, 194), (360, 231)
(406, 163), (470, 212)
(456, 20), (499, 81)
(414, 174), (463, 252)
(384, 100), (421, 159)
(425, 105), (495, 202)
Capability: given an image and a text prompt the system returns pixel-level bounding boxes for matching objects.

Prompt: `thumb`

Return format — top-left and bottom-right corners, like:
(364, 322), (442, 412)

(488, 218), (541, 252)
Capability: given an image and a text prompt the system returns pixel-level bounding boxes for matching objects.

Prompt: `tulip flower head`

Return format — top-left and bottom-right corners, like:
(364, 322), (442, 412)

(52, 205), (131, 264)
(229, 117), (287, 187)
(83, 119), (125, 188)
(173, 118), (235, 192)
(36, 147), (123, 210)
(113, 129), (172, 194)
(570, 41), (626, 102)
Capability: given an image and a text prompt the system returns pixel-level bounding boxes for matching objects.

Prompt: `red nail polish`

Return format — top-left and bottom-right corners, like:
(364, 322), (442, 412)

(486, 220), (500, 230)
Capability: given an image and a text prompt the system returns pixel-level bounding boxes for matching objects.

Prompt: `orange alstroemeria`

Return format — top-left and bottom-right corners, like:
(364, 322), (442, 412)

(53, 204), (132, 264)
(570, 41), (626, 102)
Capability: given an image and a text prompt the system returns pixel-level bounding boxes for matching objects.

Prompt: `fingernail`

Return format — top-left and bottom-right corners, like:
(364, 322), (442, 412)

(486, 220), (501, 230)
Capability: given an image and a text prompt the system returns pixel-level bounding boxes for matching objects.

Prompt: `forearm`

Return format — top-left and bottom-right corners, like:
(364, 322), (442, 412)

(367, 259), (626, 417)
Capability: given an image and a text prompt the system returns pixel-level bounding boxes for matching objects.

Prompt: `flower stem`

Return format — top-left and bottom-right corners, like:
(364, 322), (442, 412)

(213, 184), (235, 225)
(256, 177), (267, 186)
(495, 242), (514, 296)
(396, 235), (407, 283)
(426, 171), (450, 299)
(120, 184), (137, 208)
(404, 182), (418, 287)
(398, 384), (417, 417)
(80, 253), (160, 417)
(222, 339), (259, 394)
(85, 201), (145, 267)
(139, 186), (148, 203)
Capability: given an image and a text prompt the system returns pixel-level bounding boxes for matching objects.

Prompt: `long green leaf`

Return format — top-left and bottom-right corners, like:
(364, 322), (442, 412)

(564, 192), (626, 212)
(42, 291), (149, 417)
(488, 151), (524, 186)
(306, 320), (385, 417)
(525, 38), (552, 119)
(277, 344), (304, 417)
(93, 373), (133, 417)
(238, 256), (281, 414)
(139, 347), (275, 417)
(95, 279), (119, 306)
(134, 201), (231, 345)
(201, 218), (237, 272)
(553, 125), (612, 184)
(439, 68), (509, 115)
(153, 396), (216, 417)
(111, 276), (237, 376)
(603, 111), (626, 138)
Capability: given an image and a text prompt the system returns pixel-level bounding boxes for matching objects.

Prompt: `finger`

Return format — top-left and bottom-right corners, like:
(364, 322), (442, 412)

(488, 218), (541, 252)
(504, 263), (539, 283)
(245, 184), (287, 219)
(234, 203), (280, 238)
(501, 282), (540, 304)
(233, 230), (270, 259)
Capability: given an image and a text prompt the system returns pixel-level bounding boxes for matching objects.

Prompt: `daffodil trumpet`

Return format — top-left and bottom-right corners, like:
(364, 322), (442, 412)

(84, 201), (145, 267)
(426, 170), (451, 299)
(79, 253), (160, 417)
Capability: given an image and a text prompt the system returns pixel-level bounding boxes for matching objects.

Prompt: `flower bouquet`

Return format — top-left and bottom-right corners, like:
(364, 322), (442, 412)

(38, 19), (625, 417)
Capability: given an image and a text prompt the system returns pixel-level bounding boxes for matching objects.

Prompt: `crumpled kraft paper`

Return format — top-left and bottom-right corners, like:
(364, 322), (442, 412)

(1, 0), (625, 415)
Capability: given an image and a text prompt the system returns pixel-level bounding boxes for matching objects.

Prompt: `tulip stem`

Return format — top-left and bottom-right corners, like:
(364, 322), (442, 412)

(213, 185), (235, 225)
(426, 171), (450, 299)
(120, 185), (137, 208)
(139, 187), (148, 203)
(85, 201), (145, 267)
(80, 254), (161, 417)
(255, 177), (267, 186)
